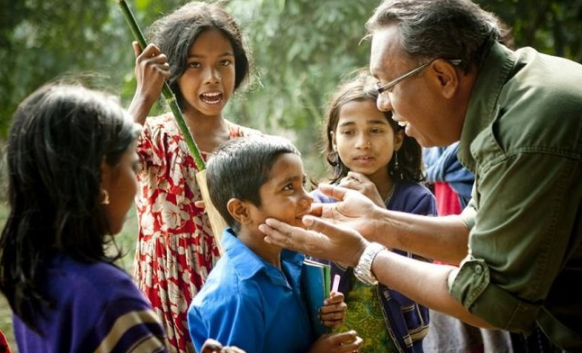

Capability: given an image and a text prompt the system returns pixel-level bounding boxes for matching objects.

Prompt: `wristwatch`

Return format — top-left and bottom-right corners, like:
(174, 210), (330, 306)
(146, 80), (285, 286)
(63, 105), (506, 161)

(353, 242), (386, 285)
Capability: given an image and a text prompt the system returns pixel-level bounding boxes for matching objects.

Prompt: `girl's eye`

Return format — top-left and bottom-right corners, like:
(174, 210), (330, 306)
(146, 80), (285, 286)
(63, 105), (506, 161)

(187, 61), (201, 68)
(219, 59), (232, 67)
(283, 183), (294, 191)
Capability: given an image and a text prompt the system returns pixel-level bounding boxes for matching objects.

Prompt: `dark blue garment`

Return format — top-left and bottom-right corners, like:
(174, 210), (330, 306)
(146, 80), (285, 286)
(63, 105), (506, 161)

(12, 253), (167, 353)
(423, 143), (474, 208)
(187, 229), (314, 353)
(312, 180), (436, 353)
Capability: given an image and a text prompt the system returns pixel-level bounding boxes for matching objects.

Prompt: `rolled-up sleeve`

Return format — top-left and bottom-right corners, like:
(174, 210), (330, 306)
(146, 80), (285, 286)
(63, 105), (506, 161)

(450, 146), (579, 333)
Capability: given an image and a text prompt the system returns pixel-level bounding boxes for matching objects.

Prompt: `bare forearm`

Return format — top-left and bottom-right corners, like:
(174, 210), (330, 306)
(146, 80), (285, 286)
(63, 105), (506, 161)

(369, 210), (469, 264)
(128, 94), (155, 126)
(129, 43), (170, 125)
(371, 250), (494, 329)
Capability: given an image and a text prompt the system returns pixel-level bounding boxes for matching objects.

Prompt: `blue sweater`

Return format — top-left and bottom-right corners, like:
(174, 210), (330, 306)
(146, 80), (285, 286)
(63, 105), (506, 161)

(13, 253), (167, 353)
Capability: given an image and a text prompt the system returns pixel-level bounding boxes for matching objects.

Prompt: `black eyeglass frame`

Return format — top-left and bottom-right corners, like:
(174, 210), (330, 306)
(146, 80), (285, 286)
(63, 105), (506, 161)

(375, 59), (462, 95)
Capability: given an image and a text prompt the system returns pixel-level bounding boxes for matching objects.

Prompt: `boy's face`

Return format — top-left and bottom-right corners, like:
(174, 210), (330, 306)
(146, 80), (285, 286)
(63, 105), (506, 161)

(247, 153), (313, 233)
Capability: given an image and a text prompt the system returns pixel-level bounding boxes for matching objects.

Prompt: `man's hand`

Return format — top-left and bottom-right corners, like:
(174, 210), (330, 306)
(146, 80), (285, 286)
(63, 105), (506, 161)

(259, 215), (367, 267)
(311, 184), (382, 242)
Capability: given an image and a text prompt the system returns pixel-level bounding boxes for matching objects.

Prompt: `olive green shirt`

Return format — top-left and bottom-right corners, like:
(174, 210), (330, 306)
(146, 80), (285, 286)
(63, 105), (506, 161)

(451, 41), (582, 351)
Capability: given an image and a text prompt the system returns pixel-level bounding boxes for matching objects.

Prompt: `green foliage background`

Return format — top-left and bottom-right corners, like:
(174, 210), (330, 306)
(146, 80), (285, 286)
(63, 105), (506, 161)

(1, 0), (582, 351)
(1, 0), (582, 175)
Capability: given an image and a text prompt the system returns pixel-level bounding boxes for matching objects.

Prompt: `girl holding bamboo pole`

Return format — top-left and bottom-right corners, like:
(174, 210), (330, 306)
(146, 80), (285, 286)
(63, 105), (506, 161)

(127, 3), (260, 353)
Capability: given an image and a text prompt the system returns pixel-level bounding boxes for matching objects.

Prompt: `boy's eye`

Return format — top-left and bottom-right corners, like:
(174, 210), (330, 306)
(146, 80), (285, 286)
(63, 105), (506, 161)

(340, 129), (354, 136)
(371, 128), (384, 134)
(283, 183), (294, 191)
(219, 59), (232, 67)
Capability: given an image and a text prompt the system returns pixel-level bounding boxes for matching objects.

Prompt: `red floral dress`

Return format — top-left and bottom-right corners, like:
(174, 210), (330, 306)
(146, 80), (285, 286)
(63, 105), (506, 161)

(133, 113), (260, 353)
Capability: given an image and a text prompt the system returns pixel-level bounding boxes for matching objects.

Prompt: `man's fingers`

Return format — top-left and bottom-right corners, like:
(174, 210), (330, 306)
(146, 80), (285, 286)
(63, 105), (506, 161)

(260, 215), (364, 265)
(302, 215), (342, 238)
(304, 216), (366, 266)
(260, 217), (327, 254)
(309, 202), (323, 217)
(318, 183), (350, 201)
(259, 219), (302, 251)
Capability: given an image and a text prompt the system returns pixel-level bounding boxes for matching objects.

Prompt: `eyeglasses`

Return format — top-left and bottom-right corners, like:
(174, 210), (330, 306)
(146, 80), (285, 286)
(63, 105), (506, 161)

(375, 59), (462, 96)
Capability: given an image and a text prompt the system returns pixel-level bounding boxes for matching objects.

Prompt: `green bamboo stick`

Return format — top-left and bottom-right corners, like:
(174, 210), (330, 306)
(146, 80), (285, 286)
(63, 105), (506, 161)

(116, 0), (206, 171)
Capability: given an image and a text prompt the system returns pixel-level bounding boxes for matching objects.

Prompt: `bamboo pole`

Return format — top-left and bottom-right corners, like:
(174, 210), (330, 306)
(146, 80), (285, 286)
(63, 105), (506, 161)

(116, 0), (205, 171)
(116, 0), (228, 253)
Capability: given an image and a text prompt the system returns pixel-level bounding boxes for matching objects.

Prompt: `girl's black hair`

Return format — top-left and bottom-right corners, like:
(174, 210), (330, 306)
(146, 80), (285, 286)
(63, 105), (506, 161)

(322, 70), (425, 184)
(0, 83), (140, 332)
(149, 1), (252, 110)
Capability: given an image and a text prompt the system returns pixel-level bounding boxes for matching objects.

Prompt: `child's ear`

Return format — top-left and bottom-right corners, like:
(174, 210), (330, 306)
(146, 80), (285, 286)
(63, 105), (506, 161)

(394, 129), (405, 151)
(227, 198), (251, 224)
(99, 159), (112, 193)
(330, 131), (338, 151)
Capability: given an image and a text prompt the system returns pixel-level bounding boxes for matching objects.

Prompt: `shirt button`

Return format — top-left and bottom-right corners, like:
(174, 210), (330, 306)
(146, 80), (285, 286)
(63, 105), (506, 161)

(474, 265), (483, 274)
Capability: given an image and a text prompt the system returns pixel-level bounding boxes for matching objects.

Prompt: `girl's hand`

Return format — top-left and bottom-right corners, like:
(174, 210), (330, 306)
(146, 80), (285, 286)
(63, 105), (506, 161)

(129, 42), (171, 125)
(308, 330), (363, 353)
(338, 172), (386, 208)
(319, 292), (347, 329)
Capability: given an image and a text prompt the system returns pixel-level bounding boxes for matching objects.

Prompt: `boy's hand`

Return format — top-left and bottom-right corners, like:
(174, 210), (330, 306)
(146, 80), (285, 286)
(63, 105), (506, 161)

(319, 292), (347, 328)
(200, 339), (246, 353)
(308, 330), (363, 353)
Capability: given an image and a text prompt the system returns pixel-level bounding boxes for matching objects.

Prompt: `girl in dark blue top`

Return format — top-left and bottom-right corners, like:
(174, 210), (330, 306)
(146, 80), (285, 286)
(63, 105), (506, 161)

(313, 71), (437, 353)
(0, 83), (245, 353)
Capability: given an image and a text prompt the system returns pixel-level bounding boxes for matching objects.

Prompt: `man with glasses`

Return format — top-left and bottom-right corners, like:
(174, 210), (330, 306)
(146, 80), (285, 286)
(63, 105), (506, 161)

(259, 0), (582, 351)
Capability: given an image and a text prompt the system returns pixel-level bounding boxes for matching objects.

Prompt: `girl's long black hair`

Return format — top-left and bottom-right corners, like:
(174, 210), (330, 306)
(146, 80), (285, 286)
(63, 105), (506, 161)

(0, 83), (140, 331)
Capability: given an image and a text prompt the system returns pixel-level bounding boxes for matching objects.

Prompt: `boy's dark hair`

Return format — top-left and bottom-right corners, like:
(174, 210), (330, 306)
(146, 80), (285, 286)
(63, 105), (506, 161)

(206, 136), (300, 233)
(149, 1), (252, 110)
(322, 70), (424, 184)
(0, 83), (141, 331)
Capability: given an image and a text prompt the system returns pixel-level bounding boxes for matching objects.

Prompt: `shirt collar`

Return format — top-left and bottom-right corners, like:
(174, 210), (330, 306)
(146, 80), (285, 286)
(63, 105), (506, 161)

(458, 41), (516, 172)
(221, 228), (305, 282)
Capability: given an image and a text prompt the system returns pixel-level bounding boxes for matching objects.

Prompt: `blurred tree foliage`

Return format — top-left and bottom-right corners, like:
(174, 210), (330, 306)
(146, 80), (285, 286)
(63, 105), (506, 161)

(225, 0), (377, 175)
(1, 0), (582, 177)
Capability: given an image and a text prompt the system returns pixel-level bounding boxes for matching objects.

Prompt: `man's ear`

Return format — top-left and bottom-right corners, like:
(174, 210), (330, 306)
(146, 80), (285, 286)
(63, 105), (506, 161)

(227, 198), (251, 224)
(428, 59), (459, 99)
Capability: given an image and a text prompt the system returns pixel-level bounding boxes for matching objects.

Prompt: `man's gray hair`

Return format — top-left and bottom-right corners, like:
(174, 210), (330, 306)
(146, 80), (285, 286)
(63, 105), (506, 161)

(366, 0), (502, 71)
